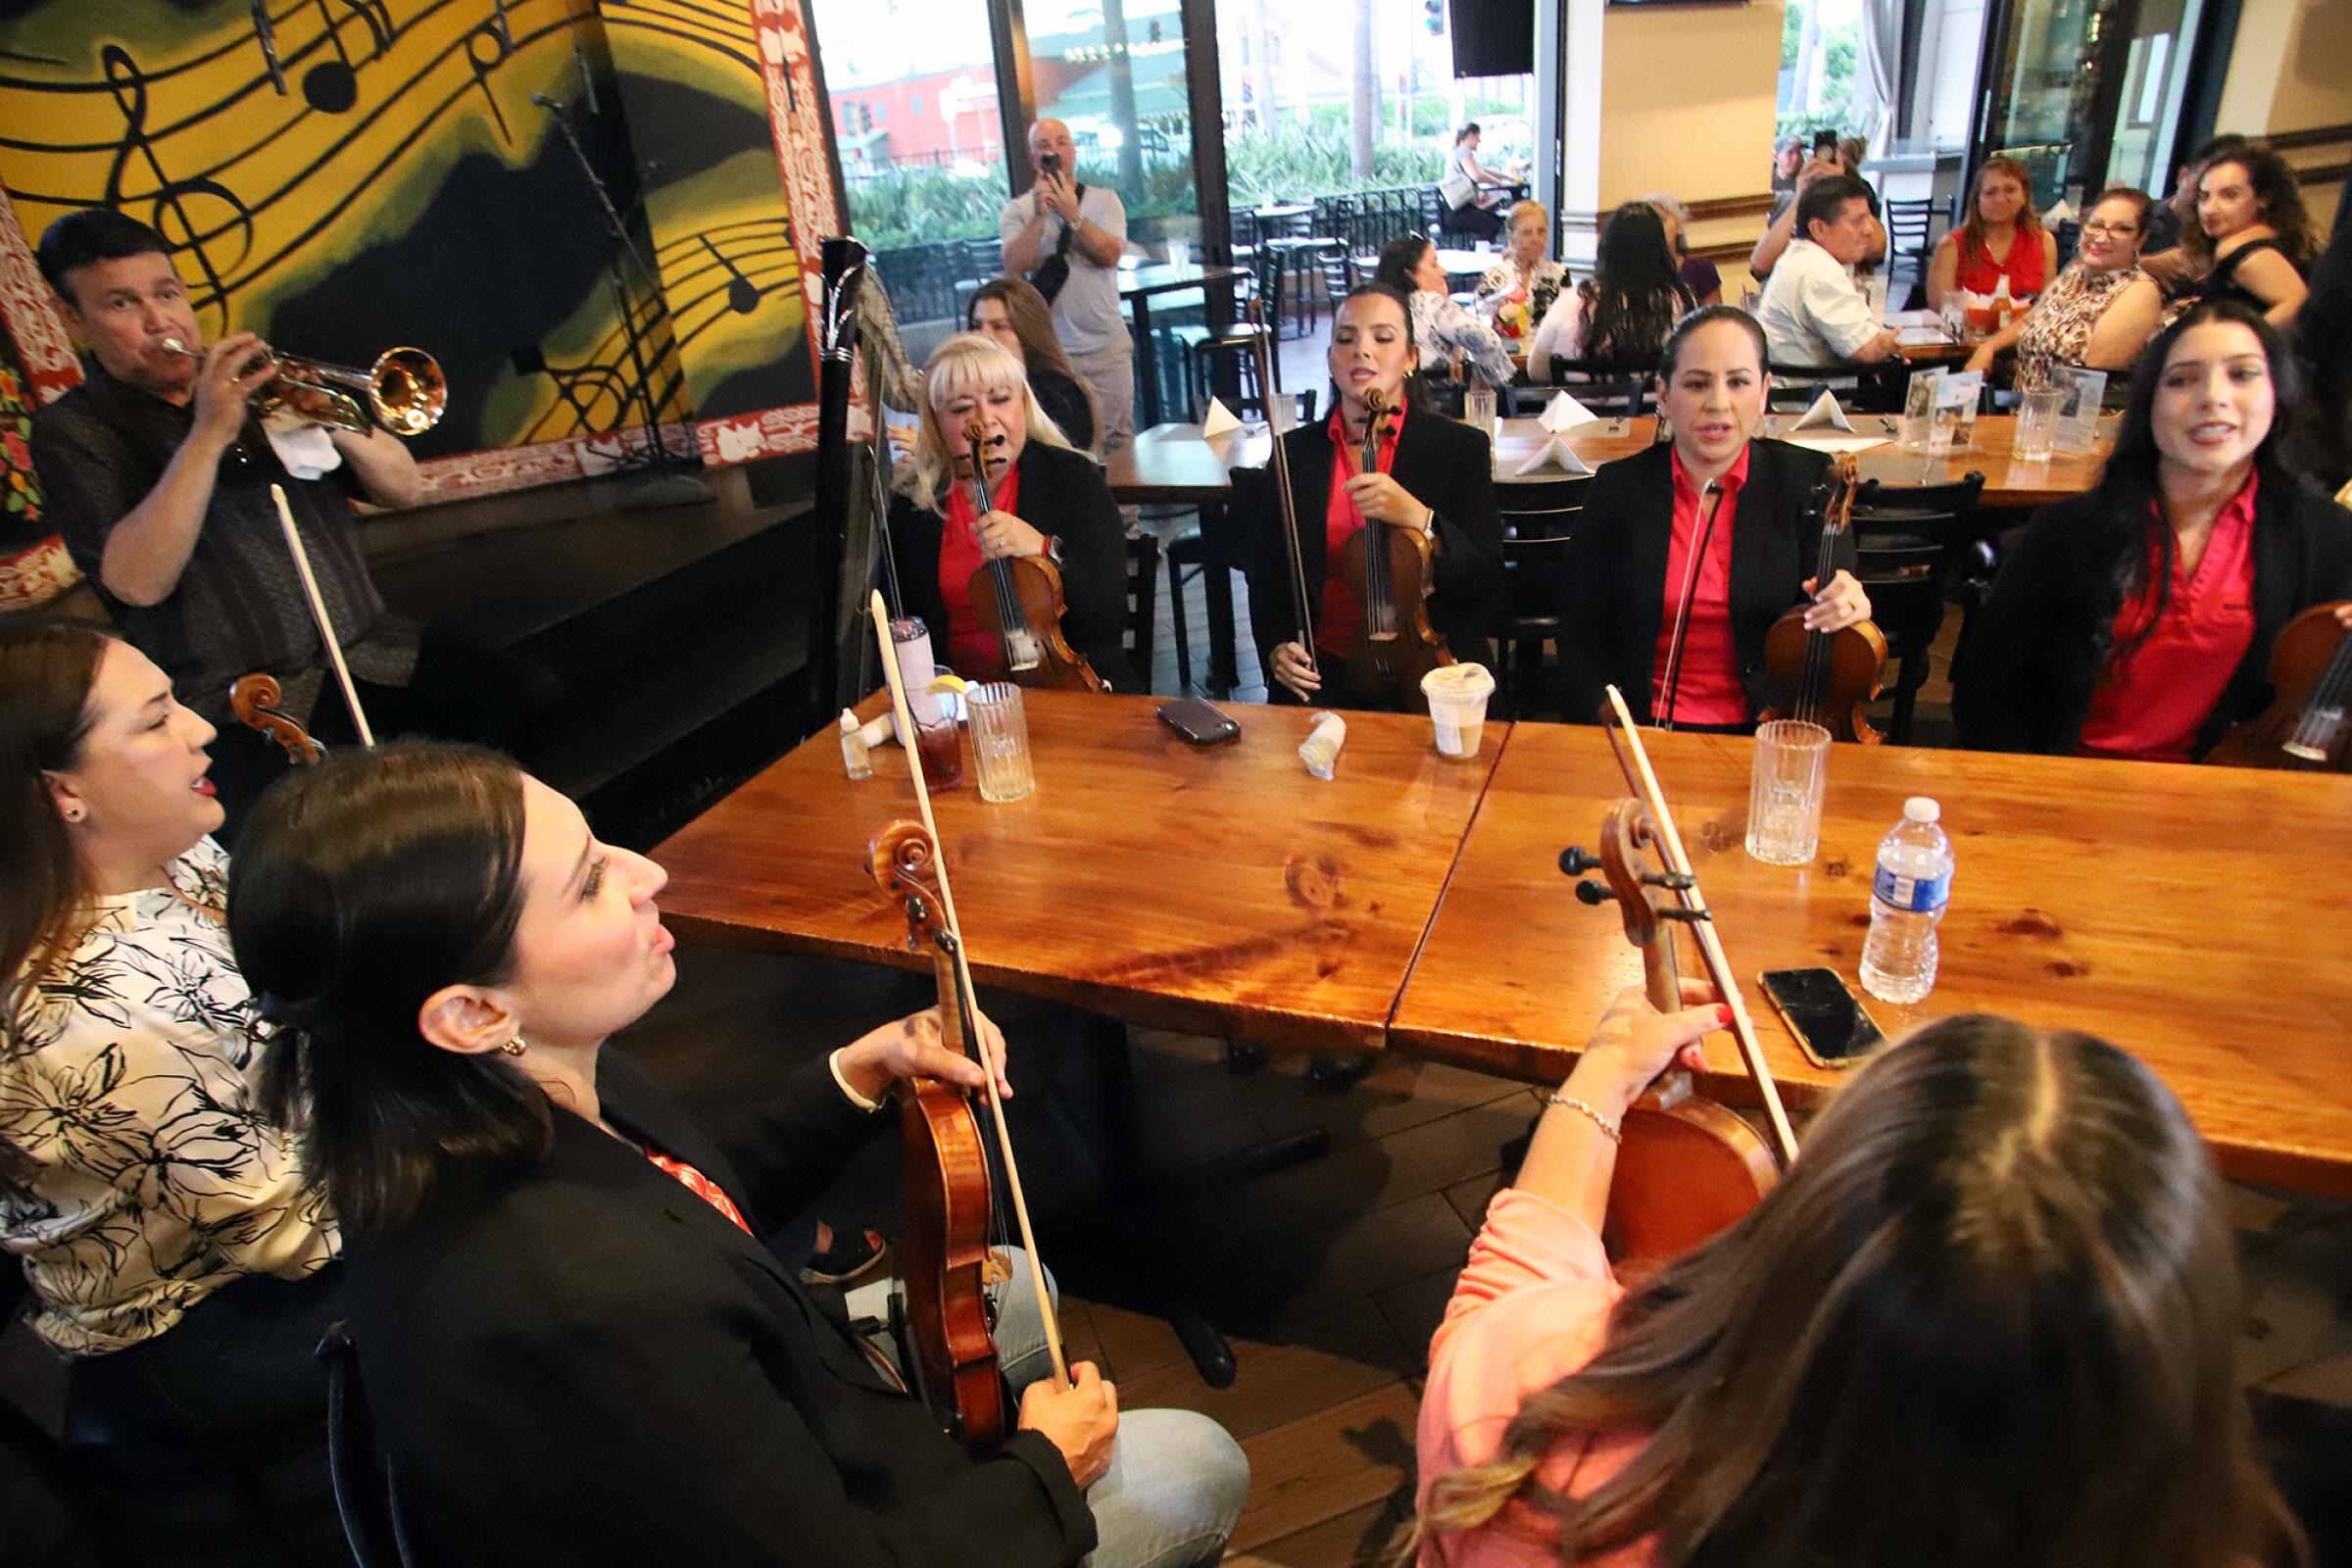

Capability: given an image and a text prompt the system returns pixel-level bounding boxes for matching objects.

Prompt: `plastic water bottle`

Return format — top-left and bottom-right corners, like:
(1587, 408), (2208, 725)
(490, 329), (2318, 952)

(1860, 798), (1953, 1004)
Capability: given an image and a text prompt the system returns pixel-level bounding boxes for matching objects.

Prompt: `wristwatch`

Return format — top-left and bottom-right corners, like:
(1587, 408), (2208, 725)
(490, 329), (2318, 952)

(1044, 534), (1066, 567)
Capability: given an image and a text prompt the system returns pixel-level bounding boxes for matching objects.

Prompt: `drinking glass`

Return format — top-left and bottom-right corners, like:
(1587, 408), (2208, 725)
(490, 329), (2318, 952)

(1164, 239), (1191, 270)
(1463, 386), (1497, 436)
(966, 682), (1036, 804)
(1745, 720), (1831, 865)
(2014, 388), (2063, 463)
(914, 712), (963, 791)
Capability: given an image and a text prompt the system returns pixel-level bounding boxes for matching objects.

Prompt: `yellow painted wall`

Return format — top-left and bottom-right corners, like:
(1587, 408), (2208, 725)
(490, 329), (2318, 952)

(1596, 1), (1787, 210)
(2216, 0), (2350, 229)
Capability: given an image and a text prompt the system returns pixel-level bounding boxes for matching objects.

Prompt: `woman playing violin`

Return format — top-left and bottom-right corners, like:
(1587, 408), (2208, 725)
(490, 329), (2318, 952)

(1560, 307), (1872, 729)
(1243, 282), (1503, 710)
(230, 744), (1248, 1568)
(888, 333), (1133, 688)
(1955, 299), (2352, 760)
(1414, 991), (2302, 1568)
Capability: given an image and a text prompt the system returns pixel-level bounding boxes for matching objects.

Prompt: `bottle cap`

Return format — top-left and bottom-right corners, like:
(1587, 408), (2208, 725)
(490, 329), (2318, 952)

(1903, 797), (1940, 823)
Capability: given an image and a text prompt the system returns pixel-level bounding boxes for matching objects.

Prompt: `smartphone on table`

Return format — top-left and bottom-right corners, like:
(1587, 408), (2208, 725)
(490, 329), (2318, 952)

(1156, 699), (1241, 747)
(1759, 967), (1885, 1069)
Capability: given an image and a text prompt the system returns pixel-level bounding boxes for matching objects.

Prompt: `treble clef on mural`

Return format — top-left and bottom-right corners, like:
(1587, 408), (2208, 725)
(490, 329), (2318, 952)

(99, 43), (256, 336)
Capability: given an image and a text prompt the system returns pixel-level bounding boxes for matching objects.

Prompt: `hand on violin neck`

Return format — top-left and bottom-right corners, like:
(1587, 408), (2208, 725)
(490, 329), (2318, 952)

(975, 510), (1047, 562)
(1344, 471), (1428, 530)
(1019, 1361), (1119, 1488)
(839, 1005), (1013, 1104)
(1564, 980), (1733, 1118)
(1800, 569), (1871, 632)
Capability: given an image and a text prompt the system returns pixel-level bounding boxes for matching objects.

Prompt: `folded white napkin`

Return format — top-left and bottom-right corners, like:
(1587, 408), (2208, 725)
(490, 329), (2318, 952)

(1513, 436), (1593, 476)
(1792, 389), (1855, 432)
(2043, 199), (2076, 223)
(1200, 397), (1244, 438)
(262, 414), (344, 480)
(1540, 390), (1602, 432)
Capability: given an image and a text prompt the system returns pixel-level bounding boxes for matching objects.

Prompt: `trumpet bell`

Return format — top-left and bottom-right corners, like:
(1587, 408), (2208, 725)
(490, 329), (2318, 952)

(365, 348), (447, 436)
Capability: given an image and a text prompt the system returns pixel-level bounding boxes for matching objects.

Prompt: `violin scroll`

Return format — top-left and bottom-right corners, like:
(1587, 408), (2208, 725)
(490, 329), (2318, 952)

(229, 672), (323, 763)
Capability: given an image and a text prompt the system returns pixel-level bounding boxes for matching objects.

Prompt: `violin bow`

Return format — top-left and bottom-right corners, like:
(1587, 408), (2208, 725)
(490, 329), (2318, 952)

(1600, 684), (1800, 1165)
(867, 589), (1071, 1390)
(1245, 296), (1315, 668)
(269, 483), (374, 747)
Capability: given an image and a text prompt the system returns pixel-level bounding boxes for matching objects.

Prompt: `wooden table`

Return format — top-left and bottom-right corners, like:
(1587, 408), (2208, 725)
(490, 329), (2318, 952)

(1390, 723), (2352, 1196)
(1118, 264), (1246, 428)
(1107, 416), (2110, 510)
(654, 691), (1506, 1053)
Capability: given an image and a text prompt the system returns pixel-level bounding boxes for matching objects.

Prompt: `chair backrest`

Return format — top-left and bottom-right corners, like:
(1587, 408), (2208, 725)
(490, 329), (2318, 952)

(1124, 534), (1160, 684)
(1849, 471), (1987, 647)
(2052, 218), (2082, 270)
(1316, 253), (1355, 300)
(1543, 356), (1659, 417)
(1497, 474), (1594, 542)
(1233, 209), (1261, 252)
(963, 236), (1004, 284)
(1883, 197), (1936, 254)
(1419, 186), (1446, 232)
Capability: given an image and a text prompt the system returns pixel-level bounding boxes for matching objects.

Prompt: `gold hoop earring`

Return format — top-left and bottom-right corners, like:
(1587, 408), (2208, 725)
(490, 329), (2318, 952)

(501, 1037), (526, 1057)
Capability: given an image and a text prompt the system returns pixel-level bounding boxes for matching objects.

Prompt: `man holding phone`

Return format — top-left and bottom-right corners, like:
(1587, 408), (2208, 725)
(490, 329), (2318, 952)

(1001, 119), (1133, 465)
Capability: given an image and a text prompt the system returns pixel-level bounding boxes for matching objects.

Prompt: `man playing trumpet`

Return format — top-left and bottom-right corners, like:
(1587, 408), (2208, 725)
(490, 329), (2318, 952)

(29, 209), (556, 827)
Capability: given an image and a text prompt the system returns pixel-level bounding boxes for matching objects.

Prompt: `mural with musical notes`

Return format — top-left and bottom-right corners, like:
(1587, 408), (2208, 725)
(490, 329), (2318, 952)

(0, 0), (842, 499)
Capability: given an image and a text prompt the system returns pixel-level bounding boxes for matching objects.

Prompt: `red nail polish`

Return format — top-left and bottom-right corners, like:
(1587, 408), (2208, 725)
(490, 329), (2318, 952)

(1716, 1004), (1735, 1026)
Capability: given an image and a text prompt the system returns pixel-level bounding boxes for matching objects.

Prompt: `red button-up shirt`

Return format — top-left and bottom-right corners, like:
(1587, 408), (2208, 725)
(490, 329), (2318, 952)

(1317, 403), (1407, 660)
(1650, 446), (1750, 727)
(939, 460), (1023, 679)
(2080, 473), (2260, 762)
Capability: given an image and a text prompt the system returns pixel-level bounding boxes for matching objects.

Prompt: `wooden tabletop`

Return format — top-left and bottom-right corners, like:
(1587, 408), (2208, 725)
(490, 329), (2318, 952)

(1389, 723), (2352, 1196)
(652, 691), (1506, 1053)
(1107, 416), (2110, 509)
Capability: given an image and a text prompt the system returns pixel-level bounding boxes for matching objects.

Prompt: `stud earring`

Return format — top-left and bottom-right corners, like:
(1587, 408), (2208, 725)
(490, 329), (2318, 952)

(501, 1036), (526, 1056)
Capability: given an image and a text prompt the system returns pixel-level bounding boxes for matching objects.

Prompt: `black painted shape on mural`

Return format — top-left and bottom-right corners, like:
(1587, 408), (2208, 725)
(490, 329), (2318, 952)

(467, 12), (514, 145)
(702, 236), (762, 315)
(98, 44), (255, 336)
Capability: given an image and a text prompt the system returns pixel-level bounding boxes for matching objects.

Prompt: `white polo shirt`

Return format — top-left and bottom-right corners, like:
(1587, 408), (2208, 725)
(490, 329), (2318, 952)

(999, 182), (1130, 359)
(1756, 238), (1880, 368)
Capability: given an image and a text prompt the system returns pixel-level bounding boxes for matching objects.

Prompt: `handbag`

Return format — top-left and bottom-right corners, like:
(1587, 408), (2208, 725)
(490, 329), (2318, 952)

(1029, 182), (1088, 304)
(1439, 164), (1476, 210)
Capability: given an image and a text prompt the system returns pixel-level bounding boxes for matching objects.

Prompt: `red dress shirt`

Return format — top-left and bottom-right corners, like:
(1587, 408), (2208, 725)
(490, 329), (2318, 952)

(1650, 446), (1750, 727)
(644, 1149), (754, 1236)
(938, 460), (1024, 679)
(1317, 403), (1408, 661)
(2080, 474), (2259, 762)
(1951, 229), (2050, 299)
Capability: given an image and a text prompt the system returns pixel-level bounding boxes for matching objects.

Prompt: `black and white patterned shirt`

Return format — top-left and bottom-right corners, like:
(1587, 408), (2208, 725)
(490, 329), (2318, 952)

(1, 840), (337, 1354)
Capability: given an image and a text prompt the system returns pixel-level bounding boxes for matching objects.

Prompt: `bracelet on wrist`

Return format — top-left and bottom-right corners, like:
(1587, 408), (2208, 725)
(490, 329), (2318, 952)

(1546, 1091), (1622, 1143)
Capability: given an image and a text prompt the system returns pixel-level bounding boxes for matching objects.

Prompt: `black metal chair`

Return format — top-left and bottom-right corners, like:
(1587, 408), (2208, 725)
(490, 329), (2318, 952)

(1538, 356), (1660, 418)
(1849, 472), (1985, 743)
(1494, 474), (1594, 719)
(2052, 218), (2082, 270)
(1315, 251), (1357, 315)
(1883, 198), (1939, 297)
(1123, 533), (1160, 690)
(1766, 360), (1910, 416)
(1187, 325), (1276, 423)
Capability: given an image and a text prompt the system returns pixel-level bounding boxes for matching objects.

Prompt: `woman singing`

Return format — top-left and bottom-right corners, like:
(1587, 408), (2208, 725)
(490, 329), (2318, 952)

(1560, 307), (1871, 728)
(230, 744), (1250, 1567)
(1955, 299), (2352, 760)
(1242, 283), (1502, 710)
(1413, 989), (2302, 1568)
(887, 333), (1132, 687)
(0, 622), (338, 1458)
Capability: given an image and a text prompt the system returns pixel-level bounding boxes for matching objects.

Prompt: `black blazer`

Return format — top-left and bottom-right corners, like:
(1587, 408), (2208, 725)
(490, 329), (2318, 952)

(1560, 439), (1843, 723)
(888, 440), (1134, 688)
(341, 1053), (1095, 1568)
(1952, 480), (2352, 757)
(1239, 408), (1504, 681)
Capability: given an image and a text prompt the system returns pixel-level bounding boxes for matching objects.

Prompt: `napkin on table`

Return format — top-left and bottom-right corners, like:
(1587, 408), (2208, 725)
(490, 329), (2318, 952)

(1200, 397), (1244, 438)
(1513, 437), (1594, 476)
(1792, 389), (1855, 432)
(1539, 390), (1603, 432)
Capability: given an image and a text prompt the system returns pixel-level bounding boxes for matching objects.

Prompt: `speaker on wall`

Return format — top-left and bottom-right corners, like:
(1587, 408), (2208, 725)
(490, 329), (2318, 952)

(1449, 0), (1535, 77)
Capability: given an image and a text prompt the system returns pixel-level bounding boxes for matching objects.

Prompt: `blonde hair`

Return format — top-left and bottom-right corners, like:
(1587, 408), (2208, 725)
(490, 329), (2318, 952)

(1507, 200), (1548, 235)
(895, 332), (1073, 505)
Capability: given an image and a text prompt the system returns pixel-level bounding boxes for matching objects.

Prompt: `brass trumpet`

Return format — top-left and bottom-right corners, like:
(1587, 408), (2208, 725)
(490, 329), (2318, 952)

(160, 337), (448, 437)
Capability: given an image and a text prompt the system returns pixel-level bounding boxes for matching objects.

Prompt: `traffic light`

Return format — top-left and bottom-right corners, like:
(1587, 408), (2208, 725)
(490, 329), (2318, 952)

(1425, 0), (1445, 34)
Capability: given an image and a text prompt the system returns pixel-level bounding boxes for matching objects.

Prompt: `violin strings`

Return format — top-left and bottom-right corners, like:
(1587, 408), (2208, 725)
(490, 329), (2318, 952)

(2287, 628), (2352, 754)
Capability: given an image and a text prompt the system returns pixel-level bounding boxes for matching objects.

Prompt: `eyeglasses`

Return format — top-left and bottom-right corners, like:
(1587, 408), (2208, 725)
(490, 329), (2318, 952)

(2081, 220), (2139, 238)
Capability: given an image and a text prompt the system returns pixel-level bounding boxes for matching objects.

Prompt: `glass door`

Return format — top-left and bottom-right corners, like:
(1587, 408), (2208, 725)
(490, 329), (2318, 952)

(2100, 0), (2205, 198)
(1972, 0), (2132, 209)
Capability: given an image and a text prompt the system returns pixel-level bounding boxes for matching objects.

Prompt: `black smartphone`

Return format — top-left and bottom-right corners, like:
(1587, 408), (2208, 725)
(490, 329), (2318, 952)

(1039, 150), (1062, 177)
(1759, 967), (1885, 1068)
(1156, 699), (1240, 746)
(1811, 128), (1840, 159)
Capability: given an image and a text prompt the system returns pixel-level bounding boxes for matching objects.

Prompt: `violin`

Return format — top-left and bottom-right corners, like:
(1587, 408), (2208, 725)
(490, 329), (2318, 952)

(1560, 686), (1800, 1263)
(2204, 602), (2352, 771)
(960, 419), (1104, 694)
(863, 590), (1070, 1451)
(1758, 455), (1887, 743)
(1336, 387), (1452, 705)
(229, 672), (323, 763)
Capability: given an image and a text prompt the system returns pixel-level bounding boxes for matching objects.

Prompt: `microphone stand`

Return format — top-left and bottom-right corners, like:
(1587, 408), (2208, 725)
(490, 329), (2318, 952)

(1656, 478), (1723, 729)
(529, 91), (705, 498)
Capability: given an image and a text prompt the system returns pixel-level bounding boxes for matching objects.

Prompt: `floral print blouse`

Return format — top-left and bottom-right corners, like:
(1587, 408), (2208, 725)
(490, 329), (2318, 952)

(1475, 258), (1568, 344)
(1, 839), (337, 1354)
(2013, 261), (2145, 393)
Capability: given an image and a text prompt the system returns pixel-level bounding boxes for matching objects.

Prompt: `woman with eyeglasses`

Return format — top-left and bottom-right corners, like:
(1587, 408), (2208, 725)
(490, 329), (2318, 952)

(1964, 187), (2161, 389)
